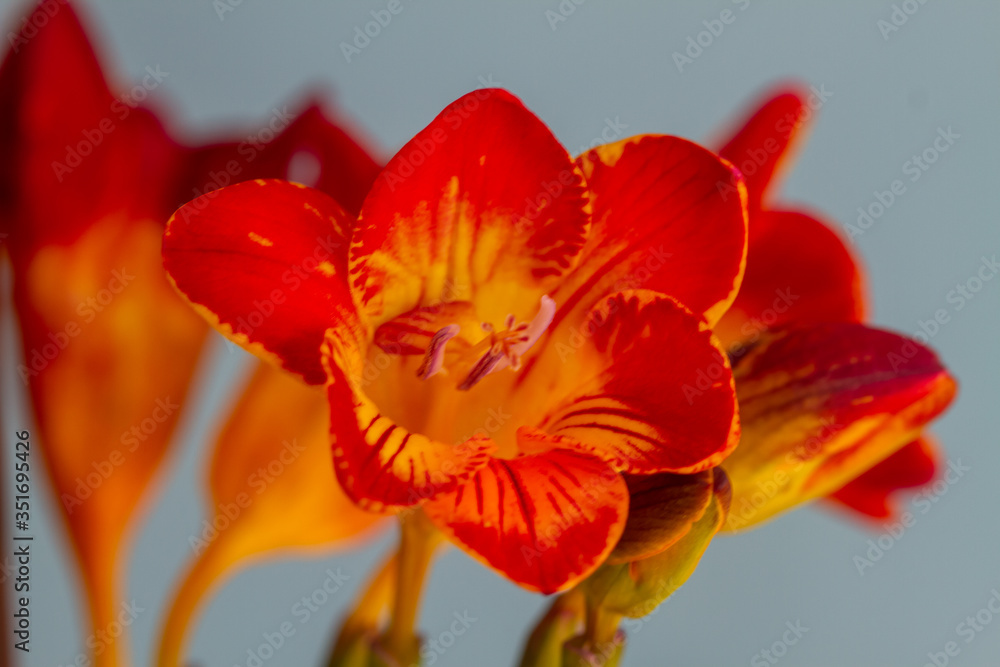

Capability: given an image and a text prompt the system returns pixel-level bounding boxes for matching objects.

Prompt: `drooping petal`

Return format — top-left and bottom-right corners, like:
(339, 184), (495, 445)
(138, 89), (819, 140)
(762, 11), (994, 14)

(581, 470), (730, 618)
(163, 179), (358, 384)
(554, 134), (747, 328)
(322, 330), (496, 510)
(350, 89), (590, 329)
(723, 324), (956, 531)
(713, 86), (814, 211)
(607, 470), (714, 564)
(714, 210), (866, 351)
(422, 446), (629, 594)
(519, 290), (739, 475)
(827, 436), (938, 520)
(177, 103), (381, 217)
(157, 363), (385, 665)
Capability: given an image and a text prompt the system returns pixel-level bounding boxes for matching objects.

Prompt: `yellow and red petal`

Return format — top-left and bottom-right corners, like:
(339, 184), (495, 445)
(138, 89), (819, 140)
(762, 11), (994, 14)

(723, 324), (956, 531)
(714, 209), (867, 351)
(713, 86), (813, 211)
(557, 134), (748, 328)
(178, 103), (381, 217)
(163, 179), (358, 384)
(422, 448), (629, 594)
(827, 435), (938, 520)
(157, 363), (385, 664)
(524, 290), (739, 476)
(322, 331), (495, 510)
(607, 470), (714, 564)
(349, 89), (590, 329)
(581, 470), (729, 618)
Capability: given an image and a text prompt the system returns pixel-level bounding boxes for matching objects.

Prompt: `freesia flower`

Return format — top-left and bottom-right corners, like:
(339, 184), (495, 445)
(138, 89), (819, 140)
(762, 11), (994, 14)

(163, 88), (748, 660)
(0, 2), (385, 664)
(709, 87), (957, 530)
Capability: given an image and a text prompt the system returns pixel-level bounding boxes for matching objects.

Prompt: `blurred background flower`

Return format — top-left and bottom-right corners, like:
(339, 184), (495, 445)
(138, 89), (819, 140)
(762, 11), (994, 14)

(0, 1), (996, 666)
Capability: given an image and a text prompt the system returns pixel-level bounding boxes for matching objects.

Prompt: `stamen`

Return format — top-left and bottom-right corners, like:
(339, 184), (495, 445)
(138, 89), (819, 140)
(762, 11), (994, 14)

(458, 295), (557, 391)
(416, 324), (460, 379)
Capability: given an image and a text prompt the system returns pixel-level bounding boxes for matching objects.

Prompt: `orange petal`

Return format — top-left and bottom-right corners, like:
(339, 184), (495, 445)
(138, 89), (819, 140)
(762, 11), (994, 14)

(423, 447), (629, 594)
(581, 471), (729, 618)
(163, 179), (359, 384)
(607, 470), (714, 564)
(723, 324), (956, 531)
(323, 330), (496, 510)
(827, 435), (939, 520)
(350, 89), (590, 329)
(557, 134), (747, 328)
(714, 86), (814, 211)
(522, 290), (739, 475)
(714, 210), (867, 351)
(157, 363), (385, 664)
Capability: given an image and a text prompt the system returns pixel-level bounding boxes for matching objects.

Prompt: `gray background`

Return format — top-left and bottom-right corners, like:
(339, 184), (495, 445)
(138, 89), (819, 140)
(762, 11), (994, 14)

(2, 1), (998, 666)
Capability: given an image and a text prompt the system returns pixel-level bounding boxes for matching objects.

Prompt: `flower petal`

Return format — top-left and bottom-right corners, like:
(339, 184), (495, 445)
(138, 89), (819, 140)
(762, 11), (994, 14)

(714, 87), (814, 211)
(581, 470), (729, 618)
(178, 103), (381, 217)
(157, 363), (385, 664)
(163, 179), (357, 384)
(524, 290), (739, 475)
(556, 134), (747, 327)
(422, 447), (629, 594)
(322, 330), (496, 510)
(827, 436), (939, 520)
(723, 324), (956, 531)
(350, 89), (590, 329)
(607, 470), (714, 564)
(714, 210), (866, 351)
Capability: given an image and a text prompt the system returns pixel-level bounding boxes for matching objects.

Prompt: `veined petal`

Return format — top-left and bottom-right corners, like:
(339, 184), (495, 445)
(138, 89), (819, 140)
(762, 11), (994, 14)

(163, 179), (358, 384)
(524, 291), (739, 475)
(827, 435), (938, 520)
(422, 447), (629, 594)
(555, 134), (748, 328)
(581, 471), (729, 618)
(723, 324), (957, 531)
(714, 86), (814, 211)
(178, 103), (381, 217)
(607, 470), (715, 564)
(714, 210), (866, 351)
(157, 363), (384, 665)
(322, 330), (495, 510)
(350, 89), (590, 329)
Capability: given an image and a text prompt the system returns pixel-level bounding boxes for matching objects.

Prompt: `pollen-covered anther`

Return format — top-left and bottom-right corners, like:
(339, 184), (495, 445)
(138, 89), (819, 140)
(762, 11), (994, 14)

(457, 295), (557, 391)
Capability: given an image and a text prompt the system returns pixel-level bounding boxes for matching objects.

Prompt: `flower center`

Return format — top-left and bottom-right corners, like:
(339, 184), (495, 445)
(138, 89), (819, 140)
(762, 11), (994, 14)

(418, 295), (556, 390)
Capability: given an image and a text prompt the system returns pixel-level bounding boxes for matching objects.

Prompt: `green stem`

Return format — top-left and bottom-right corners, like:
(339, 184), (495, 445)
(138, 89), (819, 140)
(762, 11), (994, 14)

(325, 552), (398, 667)
(381, 511), (441, 664)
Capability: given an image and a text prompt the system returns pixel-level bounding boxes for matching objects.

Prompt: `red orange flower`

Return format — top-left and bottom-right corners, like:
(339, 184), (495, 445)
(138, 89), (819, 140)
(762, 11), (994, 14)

(711, 87), (956, 529)
(163, 88), (747, 595)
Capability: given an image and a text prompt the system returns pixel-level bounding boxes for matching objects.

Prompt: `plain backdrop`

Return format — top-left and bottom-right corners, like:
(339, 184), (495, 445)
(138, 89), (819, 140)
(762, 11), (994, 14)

(2, 1), (999, 666)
